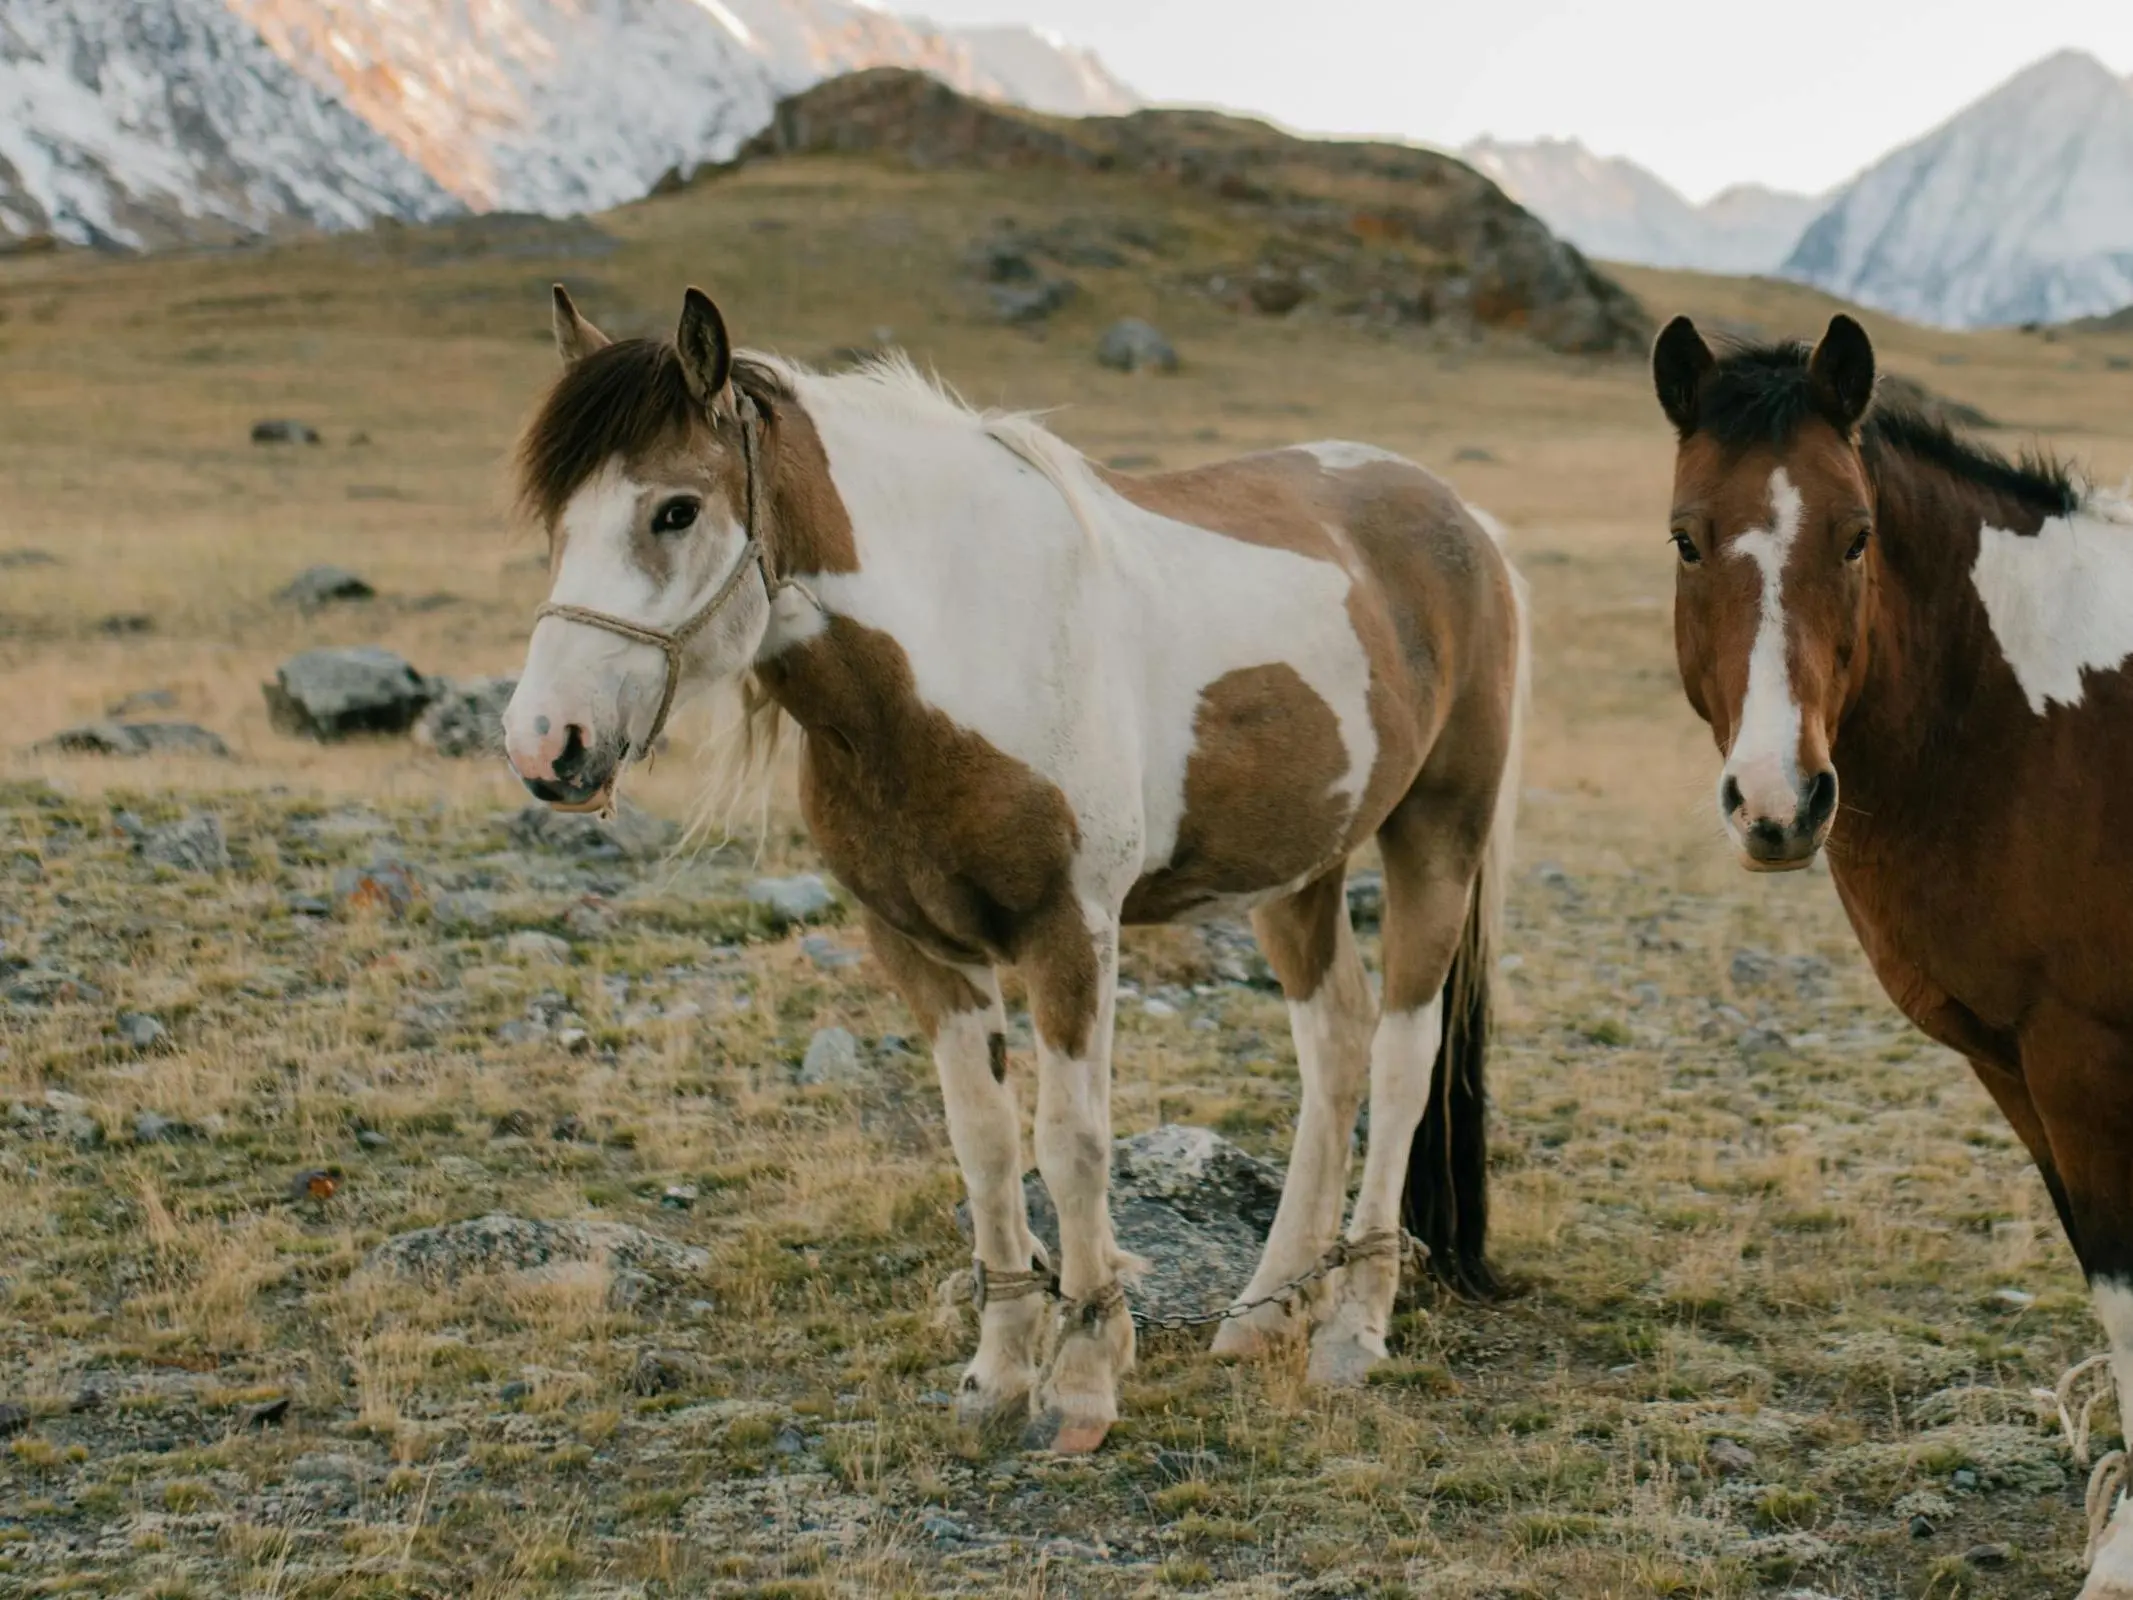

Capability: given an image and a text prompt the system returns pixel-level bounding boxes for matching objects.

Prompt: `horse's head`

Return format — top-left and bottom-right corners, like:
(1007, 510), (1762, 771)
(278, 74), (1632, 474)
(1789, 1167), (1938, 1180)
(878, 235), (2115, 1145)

(1652, 313), (1879, 872)
(504, 286), (772, 811)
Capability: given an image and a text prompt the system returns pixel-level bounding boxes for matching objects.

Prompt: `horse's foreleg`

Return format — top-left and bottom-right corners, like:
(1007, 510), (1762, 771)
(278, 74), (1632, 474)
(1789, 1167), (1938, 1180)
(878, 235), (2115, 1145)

(863, 914), (1043, 1428)
(1024, 903), (1131, 1453)
(1211, 870), (1373, 1358)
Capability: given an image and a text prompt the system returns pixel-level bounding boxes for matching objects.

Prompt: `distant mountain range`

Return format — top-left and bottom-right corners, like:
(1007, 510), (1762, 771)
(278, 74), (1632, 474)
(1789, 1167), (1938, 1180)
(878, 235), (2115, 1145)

(1462, 138), (1821, 276)
(1467, 49), (2133, 328)
(0, 0), (1134, 248)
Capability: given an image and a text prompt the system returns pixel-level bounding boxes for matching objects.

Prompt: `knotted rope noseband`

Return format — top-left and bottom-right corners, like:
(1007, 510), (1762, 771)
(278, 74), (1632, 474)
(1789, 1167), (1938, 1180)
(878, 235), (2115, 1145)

(533, 388), (772, 759)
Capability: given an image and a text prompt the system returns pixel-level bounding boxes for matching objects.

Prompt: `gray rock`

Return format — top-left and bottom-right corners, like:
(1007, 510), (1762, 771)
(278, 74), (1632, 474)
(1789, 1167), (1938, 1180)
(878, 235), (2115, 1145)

(1096, 317), (1179, 373)
(506, 800), (677, 861)
(798, 1026), (863, 1085)
(332, 859), (421, 917)
(275, 565), (374, 611)
(415, 677), (516, 758)
(133, 1111), (197, 1144)
(104, 688), (176, 716)
(1707, 1438), (1757, 1477)
(33, 721), (230, 759)
(990, 277), (1077, 324)
(747, 873), (836, 927)
(365, 1212), (709, 1282)
(431, 891), (495, 932)
(0, 547), (58, 569)
(958, 1125), (1285, 1326)
(801, 934), (862, 971)
(505, 930), (572, 965)
(1200, 920), (1276, 989)
(265, 647), (438, 741)
(252, 419), (321, 445)
(6, 969), (103, 1007)
(115, 1012), (167, 1051)
(289, 1452), (366, 1483)
(141, 812), (228, 874)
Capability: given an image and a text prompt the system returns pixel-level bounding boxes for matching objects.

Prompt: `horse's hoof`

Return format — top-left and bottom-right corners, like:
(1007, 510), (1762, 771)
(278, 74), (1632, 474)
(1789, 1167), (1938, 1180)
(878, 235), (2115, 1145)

(1209, 1303), (1298, 1360)
(1305, 1327), (1384, 1388)
(953, 1368), (1033, 1433)
(1024, 1405), (1113, 1454)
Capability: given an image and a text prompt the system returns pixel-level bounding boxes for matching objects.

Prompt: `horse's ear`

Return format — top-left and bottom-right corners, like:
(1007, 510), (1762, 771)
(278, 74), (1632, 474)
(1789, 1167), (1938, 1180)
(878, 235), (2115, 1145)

(1808, 313), (1876, 433)
(552, 284), (610, 365)
(676, 287), (733, 413)
(1651, 316), (1714, 438)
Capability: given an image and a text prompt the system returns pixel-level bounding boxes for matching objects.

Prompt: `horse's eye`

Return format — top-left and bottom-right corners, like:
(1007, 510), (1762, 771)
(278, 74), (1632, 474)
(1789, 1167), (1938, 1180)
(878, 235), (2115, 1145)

(651, 497), (700, 536)
(1844, 525), (1872, 562)
(1670, 529), (1702, 566)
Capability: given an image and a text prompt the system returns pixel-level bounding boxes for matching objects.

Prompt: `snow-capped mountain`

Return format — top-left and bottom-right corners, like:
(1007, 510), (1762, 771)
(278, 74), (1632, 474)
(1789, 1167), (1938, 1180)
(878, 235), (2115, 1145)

(227, 0), (1136, 215)
(1784, 50), (2133, 327)
(0, 0), (455, 249)
(1461, 137), (1819, 275)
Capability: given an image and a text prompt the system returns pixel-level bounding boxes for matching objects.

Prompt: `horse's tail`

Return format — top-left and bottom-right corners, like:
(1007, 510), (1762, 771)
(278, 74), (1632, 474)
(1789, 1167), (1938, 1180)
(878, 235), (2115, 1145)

(1403, 528), (1527, 1297)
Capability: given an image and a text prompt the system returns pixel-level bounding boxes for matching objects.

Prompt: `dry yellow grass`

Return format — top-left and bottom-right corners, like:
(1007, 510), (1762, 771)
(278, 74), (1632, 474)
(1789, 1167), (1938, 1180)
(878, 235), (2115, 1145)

(2, 154), (2132, 1597)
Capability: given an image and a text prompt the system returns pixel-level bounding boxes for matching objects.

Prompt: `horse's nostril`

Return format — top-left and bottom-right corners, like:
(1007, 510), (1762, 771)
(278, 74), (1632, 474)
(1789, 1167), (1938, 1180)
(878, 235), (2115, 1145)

(1802, 770), (1839, 831)
(1720, 776), (1745, 818)
(553, 723), (590, 783)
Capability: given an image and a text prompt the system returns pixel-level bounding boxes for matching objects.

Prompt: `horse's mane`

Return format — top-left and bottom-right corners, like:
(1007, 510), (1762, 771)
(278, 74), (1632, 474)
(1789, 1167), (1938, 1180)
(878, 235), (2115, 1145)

(1695, 338), (2081, 520)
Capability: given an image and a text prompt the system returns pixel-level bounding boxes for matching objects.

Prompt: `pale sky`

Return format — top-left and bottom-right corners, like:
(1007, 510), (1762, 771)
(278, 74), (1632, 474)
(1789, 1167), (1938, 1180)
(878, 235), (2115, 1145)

(913, 0), (2133, 202)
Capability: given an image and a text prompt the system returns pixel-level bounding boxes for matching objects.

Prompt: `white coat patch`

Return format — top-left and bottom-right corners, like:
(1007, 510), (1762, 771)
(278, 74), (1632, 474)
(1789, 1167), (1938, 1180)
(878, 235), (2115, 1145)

(1972, 494), (2133, 714)
(1722, 467), (1805, 809)
(1300, 440), (1409, 473)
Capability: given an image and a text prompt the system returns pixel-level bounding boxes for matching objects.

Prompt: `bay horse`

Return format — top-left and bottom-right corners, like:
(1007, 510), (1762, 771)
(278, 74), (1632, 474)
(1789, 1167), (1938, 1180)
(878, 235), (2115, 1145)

(503, 285), (1527, 1451)
(1654, 312), (2133, 1593)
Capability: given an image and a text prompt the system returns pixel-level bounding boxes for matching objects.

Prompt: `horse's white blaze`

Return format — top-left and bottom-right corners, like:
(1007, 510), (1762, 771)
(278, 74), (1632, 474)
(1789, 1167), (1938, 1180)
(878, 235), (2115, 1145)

(2084, 1279), (2133, 1591)
(1973, 494), (2133, 715)
(1301, 440), (1408, 473)
(790, 371), (1378, 907)
(1722, 467), (1806, 824)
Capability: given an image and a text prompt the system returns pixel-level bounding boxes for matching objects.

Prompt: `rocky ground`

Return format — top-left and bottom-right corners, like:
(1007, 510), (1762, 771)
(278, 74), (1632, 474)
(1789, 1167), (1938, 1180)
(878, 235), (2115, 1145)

(0, 775), (2111, 1599)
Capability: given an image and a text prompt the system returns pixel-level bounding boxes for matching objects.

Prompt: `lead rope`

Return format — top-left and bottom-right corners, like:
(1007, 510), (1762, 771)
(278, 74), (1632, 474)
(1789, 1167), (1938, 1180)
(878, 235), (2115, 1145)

(2041, 1353), (2127, 1567)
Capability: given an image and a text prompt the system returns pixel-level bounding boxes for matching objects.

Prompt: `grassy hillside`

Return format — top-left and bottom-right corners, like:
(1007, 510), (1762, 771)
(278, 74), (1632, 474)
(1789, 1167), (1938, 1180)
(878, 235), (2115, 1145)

(2, 146), (2131, 1597)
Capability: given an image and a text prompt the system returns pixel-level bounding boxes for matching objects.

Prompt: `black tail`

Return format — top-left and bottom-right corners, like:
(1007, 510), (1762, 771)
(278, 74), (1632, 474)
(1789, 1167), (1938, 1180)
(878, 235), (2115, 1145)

(1401, 884), (1499, 1298)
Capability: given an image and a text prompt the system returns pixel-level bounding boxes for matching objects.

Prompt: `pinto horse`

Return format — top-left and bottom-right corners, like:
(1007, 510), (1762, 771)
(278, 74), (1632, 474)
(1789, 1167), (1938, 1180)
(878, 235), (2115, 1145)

(1654, 313), (2133, 1594)
(503, 286), (1527, 1450)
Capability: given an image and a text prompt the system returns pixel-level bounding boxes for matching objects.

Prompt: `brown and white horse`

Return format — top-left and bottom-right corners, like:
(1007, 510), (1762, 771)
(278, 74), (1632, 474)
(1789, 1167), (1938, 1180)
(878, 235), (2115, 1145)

(503, 286), (1527, 1450)
(1655, 313), (2133, 1594)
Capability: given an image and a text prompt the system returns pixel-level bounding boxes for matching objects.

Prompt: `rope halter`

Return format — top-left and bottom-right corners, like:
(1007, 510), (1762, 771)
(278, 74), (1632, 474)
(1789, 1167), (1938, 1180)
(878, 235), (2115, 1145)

(532, 389), (772, 759)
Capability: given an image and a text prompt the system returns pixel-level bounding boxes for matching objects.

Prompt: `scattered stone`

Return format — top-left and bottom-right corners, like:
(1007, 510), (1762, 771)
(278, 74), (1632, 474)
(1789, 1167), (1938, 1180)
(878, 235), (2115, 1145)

(552, 1114), (587, 1143)
(798, 1026), (863, 1085)
(921, 1513), (967, 1543)
(1096, 318), (1179, 374)
(505, 930), (572, 965)
(1909, 1515), (1936, 1539)
(98, 612), (153, 635)
(246, 1396), (291, 1428)
(562, 897), (614, 939)
(133, 1111), (197, 1144)
(506, 800), (677, 861)
(492, 1109), (537, 1139)
(287, 895), (331, 918)
(265, 647), (439, 741)
(1962, 1544), (2011, 1569)
(430, 891), (496, 932)
(415, 677), (516, 758)
(333, 858), (422, 918)
(0, 547), (58, 569)
(747, 873), (836, 927)
(1200, 921), (1276, 989)
(1707, 1438), (1757, 1477)
(801, 934), (862, 971)
(1452, 445), (1499, 464)
(291, 1452), (366, 1484)
(365, 1212), (710, 1282)
(1950, 1467), (1980, 1491)
(69, 1387), (103, 1414)
(773, 1423), (807, 1456)
(356, 1128), (390, 1150)
(0, 1402), (28, 1436)
(499, 1380), (532, 1405)
(555, 1027), (591, 1054)
(115, 1011), (168, 1051)
(252, 418), (321, 444)
(625, 1350), (704, 1396)
(959, 1125), (1283, 1326)
(661, 1184), (698, 1210)
(33, 721), (230, 759)
(1991, 1287), (2035, 1310)
(140, 812), (228, 874)
(1346, 870), (1385, 931)
(1142, 996), (1177, 1018)
(275, 565), (374, 611)
(1737, 1027), (1794, 1062)
(990, 277), (1077, 324)
(1248, 273), (1307, 315)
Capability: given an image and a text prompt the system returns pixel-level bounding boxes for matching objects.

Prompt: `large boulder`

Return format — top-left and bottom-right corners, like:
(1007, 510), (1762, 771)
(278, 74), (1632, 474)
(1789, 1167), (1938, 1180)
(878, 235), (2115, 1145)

(264, 647), (438, 740)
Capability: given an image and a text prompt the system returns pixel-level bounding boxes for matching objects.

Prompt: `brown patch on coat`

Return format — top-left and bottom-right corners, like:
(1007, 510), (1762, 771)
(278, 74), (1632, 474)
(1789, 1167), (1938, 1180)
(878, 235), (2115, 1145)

(758, 614), (1100, 1058)
(860, 910), (988, 1036)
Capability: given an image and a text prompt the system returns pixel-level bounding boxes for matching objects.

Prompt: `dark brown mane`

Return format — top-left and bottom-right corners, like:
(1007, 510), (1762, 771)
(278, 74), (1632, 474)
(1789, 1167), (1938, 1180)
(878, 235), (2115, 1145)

(1693, 338), (2079, 520)
(517, 341), (792, 525)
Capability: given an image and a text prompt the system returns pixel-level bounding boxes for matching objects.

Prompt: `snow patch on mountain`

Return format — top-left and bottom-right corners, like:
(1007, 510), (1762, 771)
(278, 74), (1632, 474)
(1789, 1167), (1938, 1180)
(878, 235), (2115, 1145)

(1462, 137), (1819, 275)
(228, 0), (1136, 216)
(1784, 50), (2133, 328)
(0, 0), (455, 248)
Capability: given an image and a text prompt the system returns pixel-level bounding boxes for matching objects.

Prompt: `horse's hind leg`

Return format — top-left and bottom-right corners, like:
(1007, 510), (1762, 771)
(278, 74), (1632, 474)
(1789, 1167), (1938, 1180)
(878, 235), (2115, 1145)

(2020, 1008), (2133, 1597)
(1307, 786), (1487, 1386)
(865, 913), (1045, 1430)
(1210, 870), (1375, 1358)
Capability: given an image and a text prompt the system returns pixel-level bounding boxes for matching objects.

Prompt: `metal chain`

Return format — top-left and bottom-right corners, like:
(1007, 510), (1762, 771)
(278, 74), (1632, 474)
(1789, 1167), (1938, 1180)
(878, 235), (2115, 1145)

(967, 1228), (1425, 1334)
